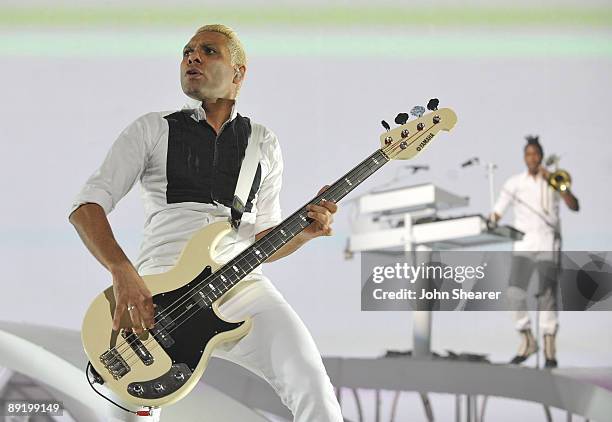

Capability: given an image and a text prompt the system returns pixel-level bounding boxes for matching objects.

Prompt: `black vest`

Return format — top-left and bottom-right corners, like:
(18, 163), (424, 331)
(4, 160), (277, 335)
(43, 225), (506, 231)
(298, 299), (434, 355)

(163, 110), (261, 211)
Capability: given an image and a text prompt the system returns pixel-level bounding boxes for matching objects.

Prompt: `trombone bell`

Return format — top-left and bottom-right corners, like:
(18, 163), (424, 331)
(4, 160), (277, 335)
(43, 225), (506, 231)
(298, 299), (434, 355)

(548, 169), (571, 192)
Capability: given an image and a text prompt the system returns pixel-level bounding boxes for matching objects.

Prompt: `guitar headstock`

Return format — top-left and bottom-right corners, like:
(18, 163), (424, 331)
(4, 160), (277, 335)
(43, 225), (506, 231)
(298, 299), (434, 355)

(380, 101), (457, 160)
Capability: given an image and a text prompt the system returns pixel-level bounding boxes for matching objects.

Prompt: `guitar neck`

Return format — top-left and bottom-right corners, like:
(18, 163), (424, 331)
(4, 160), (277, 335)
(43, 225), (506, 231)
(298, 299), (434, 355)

(209, 148), (390, 294)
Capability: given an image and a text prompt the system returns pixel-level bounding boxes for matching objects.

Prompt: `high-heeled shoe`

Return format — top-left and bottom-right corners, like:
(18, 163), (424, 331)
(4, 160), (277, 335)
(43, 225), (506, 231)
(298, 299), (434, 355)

(509, 329), (538, 364)
(543, 333), (558, 368)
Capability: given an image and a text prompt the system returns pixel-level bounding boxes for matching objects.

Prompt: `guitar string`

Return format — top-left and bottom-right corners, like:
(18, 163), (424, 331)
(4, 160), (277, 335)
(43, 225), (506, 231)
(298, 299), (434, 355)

(142, 121), (435, 336)
(100, 120), (437, 372)
(140, 121), (437, 340)
(101, 121), (438, 371)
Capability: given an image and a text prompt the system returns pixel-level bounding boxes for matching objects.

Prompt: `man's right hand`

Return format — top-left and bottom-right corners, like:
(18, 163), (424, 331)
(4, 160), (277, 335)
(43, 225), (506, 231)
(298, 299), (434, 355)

(68, 204), (155, 333)
(111, 262), (155, 334)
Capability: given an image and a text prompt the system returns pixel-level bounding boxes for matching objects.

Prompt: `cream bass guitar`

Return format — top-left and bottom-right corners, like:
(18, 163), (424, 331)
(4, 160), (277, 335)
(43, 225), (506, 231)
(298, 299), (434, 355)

(81, 103), (457, 409)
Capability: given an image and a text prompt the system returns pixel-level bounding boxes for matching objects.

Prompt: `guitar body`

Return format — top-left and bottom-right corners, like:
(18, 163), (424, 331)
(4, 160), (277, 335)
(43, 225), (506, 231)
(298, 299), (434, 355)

(81, 221), (252, 408)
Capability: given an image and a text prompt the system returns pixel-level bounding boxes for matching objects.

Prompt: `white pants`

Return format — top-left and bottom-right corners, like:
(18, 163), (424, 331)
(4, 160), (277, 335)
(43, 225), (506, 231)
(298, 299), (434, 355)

(106, 275), (343, 422)
(512, 310), (558, 336)
(507, 253), (559, 335)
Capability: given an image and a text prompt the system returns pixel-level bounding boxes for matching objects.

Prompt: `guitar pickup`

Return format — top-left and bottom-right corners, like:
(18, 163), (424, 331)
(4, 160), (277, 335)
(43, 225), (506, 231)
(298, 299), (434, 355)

(150, 325), (175, 348)
(122, 330), (154, 366)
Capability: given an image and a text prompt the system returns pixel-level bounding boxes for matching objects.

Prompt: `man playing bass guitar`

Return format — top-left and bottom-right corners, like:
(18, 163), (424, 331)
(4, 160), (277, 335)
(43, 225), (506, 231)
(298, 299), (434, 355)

(69, 24), (343, 422)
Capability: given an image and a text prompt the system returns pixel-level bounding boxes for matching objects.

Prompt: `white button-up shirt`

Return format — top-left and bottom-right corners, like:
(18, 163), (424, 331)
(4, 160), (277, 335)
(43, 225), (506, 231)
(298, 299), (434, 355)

(69, 103), (284, 276)
(494, 171), (560, 252)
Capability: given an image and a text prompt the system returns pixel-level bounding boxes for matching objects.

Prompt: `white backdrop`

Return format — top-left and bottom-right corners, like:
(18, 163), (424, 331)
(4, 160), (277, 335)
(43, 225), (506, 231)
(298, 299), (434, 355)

(1, 22), (611, 421)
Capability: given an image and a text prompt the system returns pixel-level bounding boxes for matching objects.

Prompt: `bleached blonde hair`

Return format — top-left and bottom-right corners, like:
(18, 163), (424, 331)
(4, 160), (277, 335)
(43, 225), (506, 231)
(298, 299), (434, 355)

(195, 24), (247, 67)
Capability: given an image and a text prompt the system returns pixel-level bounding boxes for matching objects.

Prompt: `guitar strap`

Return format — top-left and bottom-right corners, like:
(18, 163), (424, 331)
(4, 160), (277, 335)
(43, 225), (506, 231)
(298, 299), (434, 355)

(230, 122), (264, 230)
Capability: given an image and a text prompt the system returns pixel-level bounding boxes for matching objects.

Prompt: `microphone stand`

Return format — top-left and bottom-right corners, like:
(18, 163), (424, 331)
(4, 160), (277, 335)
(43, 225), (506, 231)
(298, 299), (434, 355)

(485, 162), (498, 214)
(460, 158), (498, 214)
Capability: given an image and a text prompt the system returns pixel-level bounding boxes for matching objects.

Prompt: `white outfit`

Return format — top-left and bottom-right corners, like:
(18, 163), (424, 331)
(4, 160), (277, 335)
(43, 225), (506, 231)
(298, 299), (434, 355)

(494, 171), (560, 252)
(493, 171), (561, 335)
(71, 102), (343, 422)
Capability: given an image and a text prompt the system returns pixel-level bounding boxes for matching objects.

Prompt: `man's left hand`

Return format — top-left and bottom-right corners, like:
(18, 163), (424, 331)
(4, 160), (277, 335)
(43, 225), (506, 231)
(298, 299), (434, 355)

(303, 185), (338, 239)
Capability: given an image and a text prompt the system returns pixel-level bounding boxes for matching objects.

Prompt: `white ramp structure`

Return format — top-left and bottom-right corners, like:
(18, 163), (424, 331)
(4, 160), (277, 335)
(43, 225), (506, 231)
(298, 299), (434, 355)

(2, 321), (612, 421)
(0, 321), (274, 422)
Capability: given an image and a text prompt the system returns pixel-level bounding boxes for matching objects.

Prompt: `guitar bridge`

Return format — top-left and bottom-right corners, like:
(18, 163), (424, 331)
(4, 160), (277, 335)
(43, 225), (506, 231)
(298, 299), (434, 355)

(100, 349), (130, 379)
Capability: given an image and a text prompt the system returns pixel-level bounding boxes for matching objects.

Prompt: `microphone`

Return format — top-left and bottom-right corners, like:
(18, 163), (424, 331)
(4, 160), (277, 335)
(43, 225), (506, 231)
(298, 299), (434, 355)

(405, 165), (430, 174)
(461, 157), (480, 167)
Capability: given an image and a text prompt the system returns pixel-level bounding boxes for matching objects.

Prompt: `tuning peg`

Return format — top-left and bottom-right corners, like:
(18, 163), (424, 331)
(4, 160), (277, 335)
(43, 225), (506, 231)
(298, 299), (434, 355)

(427, 98), (439, 111)
(410, 106), (426, 118)
(381, 120), (391, 131)
(394, 113), (409, 125)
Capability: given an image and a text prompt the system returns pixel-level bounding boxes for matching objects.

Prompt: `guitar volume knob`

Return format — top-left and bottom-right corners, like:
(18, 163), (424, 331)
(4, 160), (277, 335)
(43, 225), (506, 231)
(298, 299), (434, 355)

(131, 384), (144, 395)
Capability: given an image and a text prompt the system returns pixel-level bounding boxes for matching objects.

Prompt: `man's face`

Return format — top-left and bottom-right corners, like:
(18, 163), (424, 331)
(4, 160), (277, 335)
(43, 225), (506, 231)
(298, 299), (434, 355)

(524, 144), (542, 173)
(180, 31), (240, 101)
